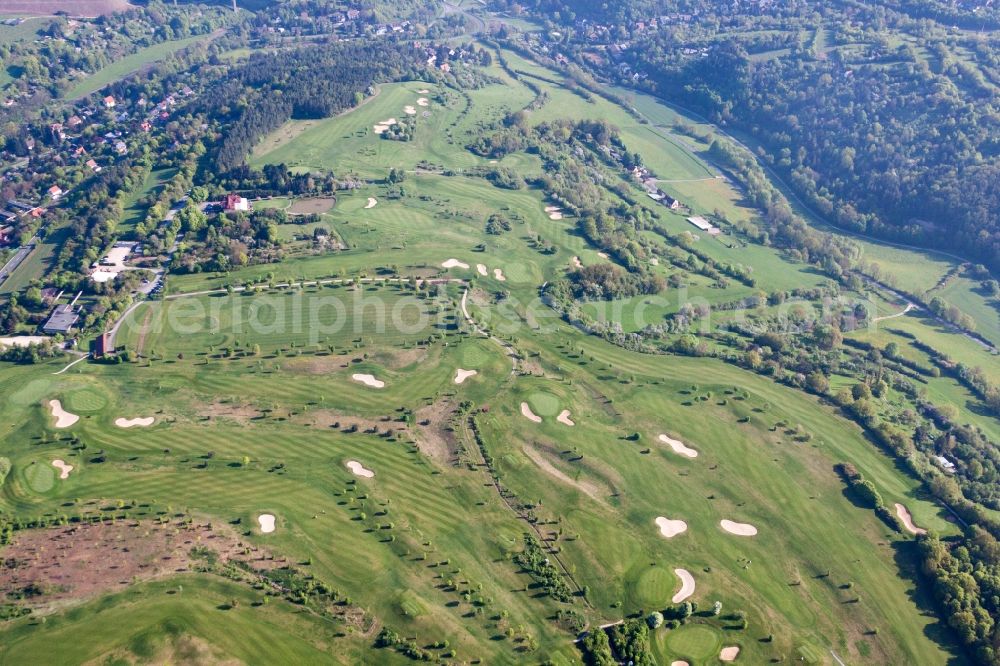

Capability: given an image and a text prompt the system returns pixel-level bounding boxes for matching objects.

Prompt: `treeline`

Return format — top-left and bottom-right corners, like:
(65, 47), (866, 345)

(195, 41), (427, 172)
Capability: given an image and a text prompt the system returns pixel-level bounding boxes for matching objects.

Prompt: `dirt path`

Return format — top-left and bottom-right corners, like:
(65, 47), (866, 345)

(461, 288), (518, 373)
(873, 302), (917, 323)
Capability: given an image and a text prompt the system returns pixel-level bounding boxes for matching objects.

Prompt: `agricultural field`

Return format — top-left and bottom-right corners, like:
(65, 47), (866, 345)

(0, 35), (993, 666)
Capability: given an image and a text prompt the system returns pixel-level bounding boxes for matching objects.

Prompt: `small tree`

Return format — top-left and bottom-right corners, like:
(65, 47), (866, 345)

(647, 611), (664, 629)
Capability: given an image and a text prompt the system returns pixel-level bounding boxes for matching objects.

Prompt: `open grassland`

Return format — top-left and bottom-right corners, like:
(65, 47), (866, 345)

(66, 34), (212, 99)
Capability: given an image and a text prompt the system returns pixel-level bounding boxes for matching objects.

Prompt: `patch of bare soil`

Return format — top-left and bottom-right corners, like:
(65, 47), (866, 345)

(197, 399), (263, 425)
(282, 353), (351, 375)
(299, 409), (404, 440)
(413, 400), (460, 465)
(0, 519), (278, 613)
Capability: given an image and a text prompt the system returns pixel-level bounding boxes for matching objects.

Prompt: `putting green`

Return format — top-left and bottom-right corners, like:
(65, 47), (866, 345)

(23, 460), (55, 494)
(633, 566), (675, 608)
(527, 391), (561, 417)
(665, 624), (721, 661)
(66, 388), (108, 413)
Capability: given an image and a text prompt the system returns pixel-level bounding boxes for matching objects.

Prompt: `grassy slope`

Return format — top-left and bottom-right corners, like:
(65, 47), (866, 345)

(66, 34), (210, 100)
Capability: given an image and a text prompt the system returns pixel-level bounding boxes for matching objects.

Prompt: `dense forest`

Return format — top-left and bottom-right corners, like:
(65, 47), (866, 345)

(499, 0), (1000, 272)
(193, 40), (427, 172)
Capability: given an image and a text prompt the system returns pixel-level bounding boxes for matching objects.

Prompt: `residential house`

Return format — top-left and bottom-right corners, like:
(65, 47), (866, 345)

(47, 185), (64, 201)
(223, 194), (251, 212)
(103, 95), (116, 108)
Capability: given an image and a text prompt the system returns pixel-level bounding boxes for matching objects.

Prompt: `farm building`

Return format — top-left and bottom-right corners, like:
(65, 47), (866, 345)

(687, 216), (721, 235)
(42, 305), (80, 334)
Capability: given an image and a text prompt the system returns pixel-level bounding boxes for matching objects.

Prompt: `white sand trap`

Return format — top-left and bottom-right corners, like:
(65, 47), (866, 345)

(417, 89), (430, 94)
(51, 459), (74, 479)
(597, 251), (609, 258)
(719, 646), (740, 662)
(520, 402), (542, 423)
(544, 205), (563, 220)
(655, 516), (687, 538)
(493, 268), (506, 281)
(650, 257), (659, 265)
(48, 400), (79, 428)
(556, 409), (575, 426)
(454, 368), (478, 384)
(476, 263), (488, 276)
(352, 373), (385, 389)
(365, 197), (378, 209)
(720, 519), (758, 536)
(441, 258), (470, 269)
(346, 460), (375, 478)
(417, 97), (429, 107)
(672, 568), (695, 603)
(658, 434), (698, 458)
(670, 662), (690, 666)
(373, 124), (389, 134)
(894, 503), (927, 535)
(258, 514), (275, 533)
(115, 416), (155, 428)
(571, 256), (582, 268)
(404, 105), (416, 115)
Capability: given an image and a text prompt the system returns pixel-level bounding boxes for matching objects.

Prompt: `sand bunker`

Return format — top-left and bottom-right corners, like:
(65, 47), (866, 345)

(520, 402), (542, 423)
(670, 662), (690, 666)
(571, 256), (582, 268)
(493, 268), (506, 281)
(47, 400), (79, 428)
(658, 434), (698, 458)
(672, 568), (695, 603)
(258, 514), (275, 533)
(417, 89), (430, 94)
(365, 197), (378, 209)
(372, 117), (398, 134)
(556, 409), (575, 426)
(720, 519), (758, 536)
(720, 646), (740, 662)
(417, 97), (429, 107)
(454, 368), (478, 384)
(404, 105), (416, 115)
(441, 258), (469, 269)
(115, 416), (155, 428)
(352, 373), (385, 388)
(894, 503), (927, 535)
(476, 263), (488, 276)
(346, 460), (375, 478)
(597, 251), (609, 258)
(51, 459), (74, 479)
(544, 205), (563, 220)
(655, 517), (687, 538)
